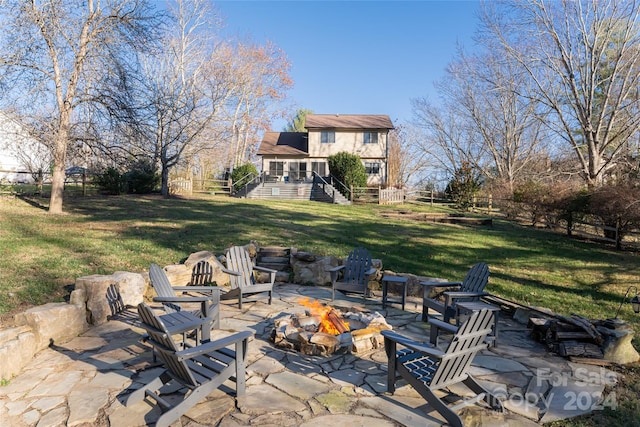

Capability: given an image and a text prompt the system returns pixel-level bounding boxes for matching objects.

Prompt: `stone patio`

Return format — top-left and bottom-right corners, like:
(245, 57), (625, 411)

(0, 283), (619, 426)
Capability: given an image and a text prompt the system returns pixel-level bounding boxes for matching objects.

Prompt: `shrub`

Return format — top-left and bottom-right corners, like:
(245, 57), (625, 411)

(124, 159), (159, 194)
(231, 163), (258, 192)
(553, 189), (590, 235)
(94, 167), (125, 195)
(512, 180), (553, 226)
(589, 183), (640, 249)
(327, 152), (367, 198)
(445, 161), (481, 210)
(512, 180), (584, 228)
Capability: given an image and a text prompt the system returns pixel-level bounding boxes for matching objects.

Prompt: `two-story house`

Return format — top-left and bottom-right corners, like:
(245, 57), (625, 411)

(257, 114), (394, 186)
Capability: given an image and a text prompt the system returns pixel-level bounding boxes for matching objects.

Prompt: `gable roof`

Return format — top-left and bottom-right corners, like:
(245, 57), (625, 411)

(304, 114), (394, 130)
(256, 132), (308, 156)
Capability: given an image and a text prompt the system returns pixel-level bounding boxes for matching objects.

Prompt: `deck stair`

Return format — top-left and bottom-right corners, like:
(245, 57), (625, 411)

(237, 181), (351, 204)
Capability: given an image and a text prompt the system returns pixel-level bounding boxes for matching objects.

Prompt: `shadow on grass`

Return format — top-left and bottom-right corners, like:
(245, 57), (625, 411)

(11, 194), (640, 331)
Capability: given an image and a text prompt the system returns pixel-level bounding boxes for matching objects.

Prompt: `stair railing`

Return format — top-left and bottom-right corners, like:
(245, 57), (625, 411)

(232, 171), (262, 196)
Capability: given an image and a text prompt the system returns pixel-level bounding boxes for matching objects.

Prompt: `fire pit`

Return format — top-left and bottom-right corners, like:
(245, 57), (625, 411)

(270, 297), (392, 356)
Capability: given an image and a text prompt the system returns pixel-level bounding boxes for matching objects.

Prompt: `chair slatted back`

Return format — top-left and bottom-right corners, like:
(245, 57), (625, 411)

(149, 263), (181, 313)
(191, 260), (214, 285)
(137, 303), (198, 387)
(342, 247), (372, 284)
(226, 246), (255, 290)
(429, 308), (494, 388)
(461, 262), (489, 293)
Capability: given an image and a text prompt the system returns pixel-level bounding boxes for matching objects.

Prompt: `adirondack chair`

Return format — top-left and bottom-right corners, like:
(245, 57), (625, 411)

(382, 308), (503, 427)
(329, 246), (377, 300)
(190, 259), (214, 285)
(421, 262), (489, 323)
(149, 263), (220, 341)
(127, 303), (253, 427)
(223, 245), (276, 309)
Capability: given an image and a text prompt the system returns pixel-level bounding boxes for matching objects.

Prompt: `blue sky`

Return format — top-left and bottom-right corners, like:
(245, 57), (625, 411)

(214, 0), (482, 131)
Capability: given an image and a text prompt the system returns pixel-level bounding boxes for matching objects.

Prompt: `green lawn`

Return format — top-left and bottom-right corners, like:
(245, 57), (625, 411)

(1, 193), (640, 424)
(2, 194), (638, 329)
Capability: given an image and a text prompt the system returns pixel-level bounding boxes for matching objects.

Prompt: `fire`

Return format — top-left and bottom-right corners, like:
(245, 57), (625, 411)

(298, 297), (350, 335)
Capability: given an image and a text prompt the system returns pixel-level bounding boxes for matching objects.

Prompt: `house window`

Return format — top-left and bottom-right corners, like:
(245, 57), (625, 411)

(364, 132), (378, 144)
(269, 161), (284, 176)
(321, 131), (335, 143)
(288, 162), (307, 181)
(365, 162), (380, 175)
(311, 162), (326, 177)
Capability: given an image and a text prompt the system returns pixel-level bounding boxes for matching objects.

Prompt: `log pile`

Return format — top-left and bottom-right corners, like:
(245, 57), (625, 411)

(528, 314), (604, 359)
(320, 309), (350, 334)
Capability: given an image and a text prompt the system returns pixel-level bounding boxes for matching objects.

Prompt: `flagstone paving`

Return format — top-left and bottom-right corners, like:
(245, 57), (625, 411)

(0, 283), (618, 426)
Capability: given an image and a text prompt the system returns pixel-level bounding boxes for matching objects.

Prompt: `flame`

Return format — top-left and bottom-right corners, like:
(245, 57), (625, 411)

(298, 297), (350, 335)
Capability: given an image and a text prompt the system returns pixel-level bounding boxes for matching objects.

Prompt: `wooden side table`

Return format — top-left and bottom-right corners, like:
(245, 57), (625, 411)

(455, 301), (500, 347)
(381, 275), (408, 310)
(160, 311), (212, 343)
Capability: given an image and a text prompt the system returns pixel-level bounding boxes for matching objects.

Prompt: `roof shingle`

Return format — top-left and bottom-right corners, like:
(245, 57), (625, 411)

(304, 114), (394, 130)
(256, 132), (308, 156)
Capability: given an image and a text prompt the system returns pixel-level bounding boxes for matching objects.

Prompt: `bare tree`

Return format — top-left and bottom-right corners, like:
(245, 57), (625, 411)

(123, 0), (219, 197)
(386, 124), (429, 188)
(217, 40), (293, 169)
(411, 97), (479, 178)
(0, 0), (163, 213)
(483, 0), (640, 187)
(440, 48), (549, 192)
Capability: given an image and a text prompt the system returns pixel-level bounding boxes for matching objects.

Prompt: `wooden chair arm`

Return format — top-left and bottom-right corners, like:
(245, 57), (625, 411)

(444, 291), (489, 307)
(420, 281), (462, 289)
(171, 286), (221, 294)
(153, 295), (216, 303)
(148, 316), (211, 336)
(381, 330), (445, 359)
(327, 265), (345, 273)
(254, 265), (277, 274)
(222, 268), (241, 276)
(365, 267), (377, 276)
(428, 318), (459, 334)
(176, 330), (254, 361)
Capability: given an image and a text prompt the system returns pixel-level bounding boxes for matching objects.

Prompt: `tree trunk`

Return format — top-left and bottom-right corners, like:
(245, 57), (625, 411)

(161, 163), (170, 197)
(48, 113), (71, 214)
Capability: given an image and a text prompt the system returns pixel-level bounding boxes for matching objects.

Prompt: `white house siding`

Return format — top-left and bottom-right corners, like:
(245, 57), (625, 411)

(307, 130), (387, 158)
(307, 130), (387, 185)
(0, 115), (34, 183)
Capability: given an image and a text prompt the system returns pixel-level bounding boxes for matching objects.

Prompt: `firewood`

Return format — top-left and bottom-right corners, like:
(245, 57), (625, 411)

(554, 314), (602, 342)
(570, 314), (604, 345)
(555, 331), (593, 341)
(327, 309), (350, 334)
(550, 319), (581, 332)
(558, 341), (603, 358)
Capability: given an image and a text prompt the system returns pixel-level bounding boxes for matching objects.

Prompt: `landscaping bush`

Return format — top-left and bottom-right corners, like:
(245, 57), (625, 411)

(589, 183), (640, 249)
(231, 163), (258, 192)
(445, 161), (481, 210)
(124, 159), (159, 194)
(327, 152), (367, 198)
(552, 188), (590, 235)
(512, 180), (582, 228)
(94, 167), (125, 195)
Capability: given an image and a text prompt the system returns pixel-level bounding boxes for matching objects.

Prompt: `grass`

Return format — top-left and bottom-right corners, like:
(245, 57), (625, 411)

(1, 193), (639, 425)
